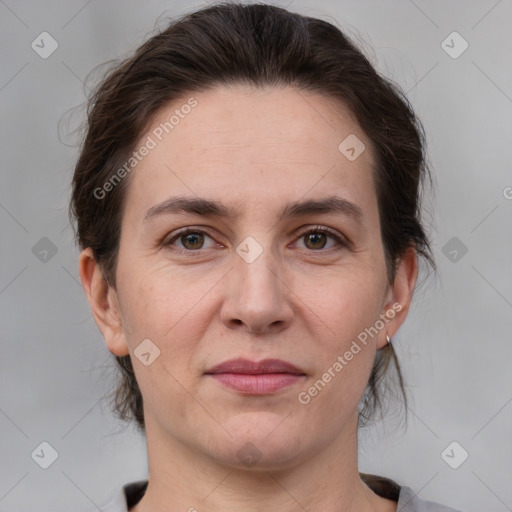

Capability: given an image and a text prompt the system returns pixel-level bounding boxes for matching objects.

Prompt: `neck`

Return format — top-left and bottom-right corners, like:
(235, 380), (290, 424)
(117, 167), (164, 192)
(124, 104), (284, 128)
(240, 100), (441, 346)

(130, 412), (393, 512)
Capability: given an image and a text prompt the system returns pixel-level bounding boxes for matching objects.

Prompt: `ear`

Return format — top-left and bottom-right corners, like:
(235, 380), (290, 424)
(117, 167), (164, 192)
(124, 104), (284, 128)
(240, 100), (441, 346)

(376, 247), (419, 349)
(78, 248), (130, 356)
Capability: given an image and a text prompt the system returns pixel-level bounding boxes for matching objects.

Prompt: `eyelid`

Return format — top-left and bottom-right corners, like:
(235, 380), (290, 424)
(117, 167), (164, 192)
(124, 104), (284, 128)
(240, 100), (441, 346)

(164, 226), (221, 252)
(293, 225), (350, 250)
(163, 224), (350, 254)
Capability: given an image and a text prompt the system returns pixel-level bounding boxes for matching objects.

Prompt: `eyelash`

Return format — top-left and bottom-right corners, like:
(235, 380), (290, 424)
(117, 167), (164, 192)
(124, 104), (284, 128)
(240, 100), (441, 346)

(163, 225), (349, 256)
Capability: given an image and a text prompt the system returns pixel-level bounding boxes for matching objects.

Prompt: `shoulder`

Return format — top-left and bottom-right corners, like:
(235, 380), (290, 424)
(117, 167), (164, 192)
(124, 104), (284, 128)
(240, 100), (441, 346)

(397, 486), (463, 512)
(361, 473), (463, 512)
(98, 480), (148, 512)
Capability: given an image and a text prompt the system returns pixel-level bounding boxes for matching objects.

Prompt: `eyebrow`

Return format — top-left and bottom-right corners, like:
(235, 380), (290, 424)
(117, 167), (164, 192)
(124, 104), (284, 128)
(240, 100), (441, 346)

(144, 195), (364, 225)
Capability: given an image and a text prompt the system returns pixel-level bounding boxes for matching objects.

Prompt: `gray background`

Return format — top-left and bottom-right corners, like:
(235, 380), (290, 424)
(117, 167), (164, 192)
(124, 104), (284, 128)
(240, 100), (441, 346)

(1, 0), (511, 510)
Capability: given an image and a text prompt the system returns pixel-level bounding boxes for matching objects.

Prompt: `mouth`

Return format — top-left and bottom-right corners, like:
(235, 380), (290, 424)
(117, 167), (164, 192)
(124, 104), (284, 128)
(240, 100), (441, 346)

(204, 358), (306, 395)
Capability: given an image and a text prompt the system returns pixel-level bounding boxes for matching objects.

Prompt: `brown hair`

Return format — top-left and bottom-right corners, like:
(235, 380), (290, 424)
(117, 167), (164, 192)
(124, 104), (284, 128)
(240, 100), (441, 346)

(70, 2), (435, 436)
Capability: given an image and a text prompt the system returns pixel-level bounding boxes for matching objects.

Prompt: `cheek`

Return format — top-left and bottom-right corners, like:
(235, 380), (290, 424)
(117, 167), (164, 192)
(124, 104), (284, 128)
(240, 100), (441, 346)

(298, 267), (384, 404)
(312, 266), (385, 340)
(117, 254), (202, 332)
(116, 259), (223, 375)
(117, 268), (213, 422)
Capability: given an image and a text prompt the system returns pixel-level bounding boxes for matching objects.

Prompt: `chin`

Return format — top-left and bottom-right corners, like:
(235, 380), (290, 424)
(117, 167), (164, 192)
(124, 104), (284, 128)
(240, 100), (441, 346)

(206, 416), (311, 471)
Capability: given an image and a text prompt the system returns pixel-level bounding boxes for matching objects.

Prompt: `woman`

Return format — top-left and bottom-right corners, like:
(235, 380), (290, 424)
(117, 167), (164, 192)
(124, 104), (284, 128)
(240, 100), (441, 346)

(70, 2), (461, 511)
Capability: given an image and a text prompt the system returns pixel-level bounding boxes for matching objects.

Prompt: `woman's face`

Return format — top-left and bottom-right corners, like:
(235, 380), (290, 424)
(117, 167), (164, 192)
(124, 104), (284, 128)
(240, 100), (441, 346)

(84, 85), (416, 469)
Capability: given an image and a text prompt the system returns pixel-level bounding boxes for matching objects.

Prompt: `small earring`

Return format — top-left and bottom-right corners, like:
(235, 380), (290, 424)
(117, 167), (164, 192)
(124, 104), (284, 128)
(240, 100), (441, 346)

(386, 333), (391, 345)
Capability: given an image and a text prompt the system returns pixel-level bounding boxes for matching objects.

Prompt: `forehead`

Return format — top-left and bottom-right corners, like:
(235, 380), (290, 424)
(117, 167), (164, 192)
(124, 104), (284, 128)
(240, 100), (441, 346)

(123, 85), (378, 224)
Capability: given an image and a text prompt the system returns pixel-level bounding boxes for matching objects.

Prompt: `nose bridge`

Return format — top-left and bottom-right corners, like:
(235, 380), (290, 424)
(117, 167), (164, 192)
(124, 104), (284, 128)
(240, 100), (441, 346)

(235, 236), (282, 304)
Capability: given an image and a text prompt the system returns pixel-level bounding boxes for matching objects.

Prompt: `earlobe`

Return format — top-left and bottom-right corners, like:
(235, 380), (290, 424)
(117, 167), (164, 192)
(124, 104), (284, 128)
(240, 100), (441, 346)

(78, 248), (130, 357)
(377, 247), (419, 350)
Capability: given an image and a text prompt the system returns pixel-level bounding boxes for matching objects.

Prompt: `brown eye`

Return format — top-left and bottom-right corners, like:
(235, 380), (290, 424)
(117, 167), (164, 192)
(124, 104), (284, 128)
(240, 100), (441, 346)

(180, 232), (205, 250)
(165, 229), (218, 253)
(295, 226), (347, 252)
(304, 232), (328, 250)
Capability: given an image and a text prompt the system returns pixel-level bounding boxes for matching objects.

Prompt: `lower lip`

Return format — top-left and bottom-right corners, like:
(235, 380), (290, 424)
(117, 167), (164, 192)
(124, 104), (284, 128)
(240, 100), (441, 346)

(207, 373), (304, 394)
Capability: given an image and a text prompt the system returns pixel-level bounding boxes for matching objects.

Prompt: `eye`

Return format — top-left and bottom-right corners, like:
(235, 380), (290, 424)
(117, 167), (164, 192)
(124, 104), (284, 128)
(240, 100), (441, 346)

(163, 225), (349, 255)
(294, 226), (348, 251)
(164, 228), (219, 252)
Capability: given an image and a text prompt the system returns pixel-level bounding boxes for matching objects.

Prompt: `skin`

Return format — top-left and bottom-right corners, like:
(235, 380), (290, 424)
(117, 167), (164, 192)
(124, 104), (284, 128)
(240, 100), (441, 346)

(80, 84), (418, 512)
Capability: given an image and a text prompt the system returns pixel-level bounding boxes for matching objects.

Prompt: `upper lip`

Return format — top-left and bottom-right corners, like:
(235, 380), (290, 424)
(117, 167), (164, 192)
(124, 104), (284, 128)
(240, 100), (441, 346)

(205, 358), (305, 375)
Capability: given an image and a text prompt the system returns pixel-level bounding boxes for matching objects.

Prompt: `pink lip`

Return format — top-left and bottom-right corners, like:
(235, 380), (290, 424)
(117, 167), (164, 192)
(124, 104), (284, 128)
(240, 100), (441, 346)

(205, 358), (306, 395)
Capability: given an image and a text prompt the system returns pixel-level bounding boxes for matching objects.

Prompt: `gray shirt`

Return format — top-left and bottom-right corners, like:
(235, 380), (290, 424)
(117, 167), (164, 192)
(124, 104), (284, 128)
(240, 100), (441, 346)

(99, 479), (463, 511)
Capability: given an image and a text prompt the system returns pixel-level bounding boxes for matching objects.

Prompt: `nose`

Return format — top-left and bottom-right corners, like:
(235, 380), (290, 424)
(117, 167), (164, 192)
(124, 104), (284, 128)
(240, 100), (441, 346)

(220, 246), (294, 335)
